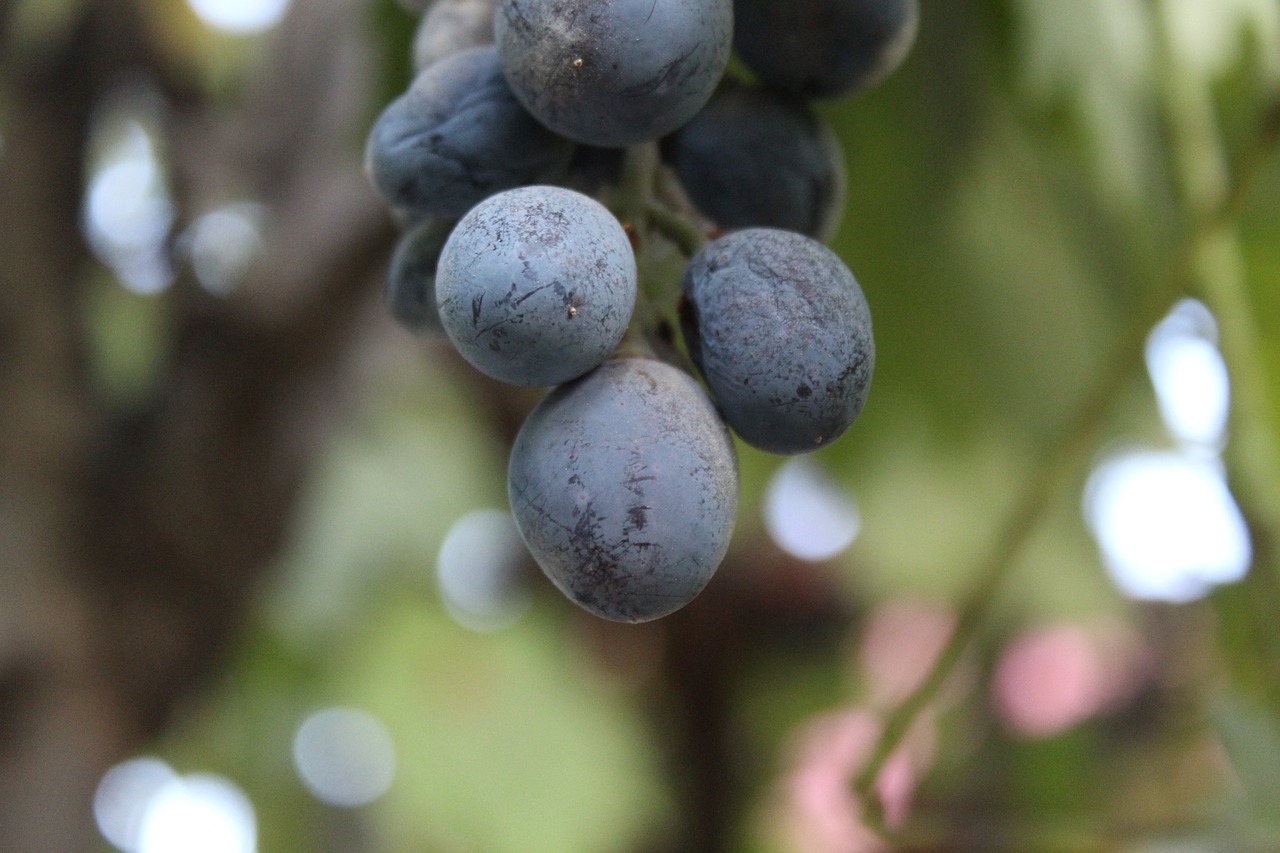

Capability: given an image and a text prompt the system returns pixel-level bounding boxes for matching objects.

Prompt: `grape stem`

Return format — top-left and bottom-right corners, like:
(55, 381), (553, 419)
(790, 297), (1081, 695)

(610, 142), (708, 260)
(603, 143), (709, 371)
(851, 95), (1280, 835)
(611, 141), (661, 227)
(644, 200), (708, 257)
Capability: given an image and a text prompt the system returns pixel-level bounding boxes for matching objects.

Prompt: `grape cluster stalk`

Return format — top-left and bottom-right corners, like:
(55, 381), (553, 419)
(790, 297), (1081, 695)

(367, 0), (919, 622)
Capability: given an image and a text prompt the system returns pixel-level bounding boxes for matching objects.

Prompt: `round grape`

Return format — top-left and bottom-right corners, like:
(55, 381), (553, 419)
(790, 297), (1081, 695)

(365, 45), (573, 218)
(434, 185), (636, 387)
(733, 0), (919, 98)
(385, 218), (455, 335)
(663, 83), (846, 240)
(680, 228), (874, 454)
(494, 0), (732, 147)
(508, 357), (739, 622)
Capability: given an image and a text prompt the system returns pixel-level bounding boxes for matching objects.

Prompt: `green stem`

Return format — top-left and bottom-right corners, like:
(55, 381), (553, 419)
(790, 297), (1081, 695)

(609, 142), (660, 228)
(602, 144), (706, 368)
(644, 200), (707, 258)
(853, 280), (1161, 831)
(851, 94), (1280, 836)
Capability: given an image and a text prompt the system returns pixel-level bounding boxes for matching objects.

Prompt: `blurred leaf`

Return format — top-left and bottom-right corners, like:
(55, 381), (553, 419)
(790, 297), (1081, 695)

(264, 349), (509, 647)
(341, 598), (672, 853)
(143, 0), (277, 96)
(1012, 0), (1164, 213)
(83, 271), (168, 403)
(1213, 691), (1280, 832)
(8, 0), (87, 50)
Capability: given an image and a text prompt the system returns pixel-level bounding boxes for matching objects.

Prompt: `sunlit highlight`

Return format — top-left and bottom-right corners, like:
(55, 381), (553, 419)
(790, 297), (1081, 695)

(293, 707), (396, 807)
(94, 757), (178, 852)
(1145, 298), (1228, 449)
(186, 0), (290, 34)
(185, 203), (267, 295)
(1086, 299), (1250, 603)
(84, 121), (174, 294)
(137, 774), (256, 853)
(437, 509), (532, 632)
(1084, 450), (1250, 602)
(763, 458), (861, 562)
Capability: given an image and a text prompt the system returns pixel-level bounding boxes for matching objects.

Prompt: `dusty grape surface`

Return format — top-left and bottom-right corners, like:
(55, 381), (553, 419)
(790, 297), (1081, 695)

(508, 358), (738, 622)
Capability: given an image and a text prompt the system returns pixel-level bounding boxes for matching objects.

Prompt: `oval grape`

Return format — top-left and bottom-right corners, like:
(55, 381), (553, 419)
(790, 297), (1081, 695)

(365, 45), (573, 218)
(508, 357), (739, 622)
(680, 228), (874, 454)
(733, 0), (919, 98)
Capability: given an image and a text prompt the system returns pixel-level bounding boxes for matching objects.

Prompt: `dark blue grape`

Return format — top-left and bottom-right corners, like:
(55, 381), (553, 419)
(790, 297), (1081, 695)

(413, 0), (495, 72)
(733, 0), (919, 98)
(554, 145), (627, 198)
(680, 228), (874, 454)
(494, 0), (732, 147)
(663, 84), (845, 240)
(385, 217), (455, 335)
(365, 45), (573, 218)
(434, 185), (636, 386)
(508, 357), (738, 622)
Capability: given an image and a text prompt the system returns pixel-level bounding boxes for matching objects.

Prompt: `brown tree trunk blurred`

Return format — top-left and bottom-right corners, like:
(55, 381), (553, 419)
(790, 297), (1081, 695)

(0, 1), (395, 848)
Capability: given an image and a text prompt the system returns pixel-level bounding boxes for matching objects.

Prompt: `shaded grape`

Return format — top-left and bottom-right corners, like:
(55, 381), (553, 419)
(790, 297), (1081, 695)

(365, 45), (573, 218)
(680, 228), (874, 454)
(385, 217), (455, 335)
(663, 83), (845, 240)
(495, 0), (732, 147)
(733, 0), (919, 98)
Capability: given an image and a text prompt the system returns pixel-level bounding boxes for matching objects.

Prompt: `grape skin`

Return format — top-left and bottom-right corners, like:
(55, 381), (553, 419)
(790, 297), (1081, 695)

(680, 228), (874, 454)
(508, 358), (738, 622)
(663, 83), (846, 240)
(385, 217), (455, 335)
(733, 0), (919, 98)
(494, 0), (733, 147)
(434, 185), (636, 387)
(364, 45), (573, 218)
(554, 145), (627, 198)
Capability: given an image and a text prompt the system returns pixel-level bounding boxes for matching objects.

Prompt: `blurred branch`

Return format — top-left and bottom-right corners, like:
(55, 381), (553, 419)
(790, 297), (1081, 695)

(0, 2), (164, 848)
(852, 86), (1280, 836)
(84, 0), (397, 729)
(632, 544), (853, 853)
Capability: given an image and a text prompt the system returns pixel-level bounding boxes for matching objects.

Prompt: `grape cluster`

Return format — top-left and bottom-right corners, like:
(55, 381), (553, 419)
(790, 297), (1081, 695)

(368, 0), (917, 622)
